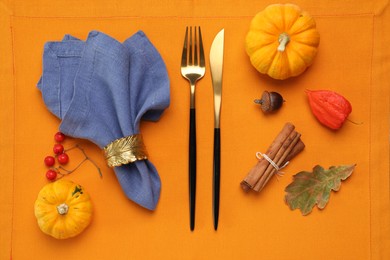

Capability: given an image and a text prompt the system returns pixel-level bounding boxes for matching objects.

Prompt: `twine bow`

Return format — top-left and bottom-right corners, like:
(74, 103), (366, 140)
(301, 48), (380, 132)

(256, 152), (289, 176)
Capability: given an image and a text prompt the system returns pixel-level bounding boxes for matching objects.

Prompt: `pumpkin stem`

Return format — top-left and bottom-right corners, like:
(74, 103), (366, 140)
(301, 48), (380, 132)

(277, 33), (290, 52)
(57, 203), (69, 215)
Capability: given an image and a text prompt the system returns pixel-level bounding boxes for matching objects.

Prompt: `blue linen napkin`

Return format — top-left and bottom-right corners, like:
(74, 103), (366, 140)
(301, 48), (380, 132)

(37, 31), (170, 210)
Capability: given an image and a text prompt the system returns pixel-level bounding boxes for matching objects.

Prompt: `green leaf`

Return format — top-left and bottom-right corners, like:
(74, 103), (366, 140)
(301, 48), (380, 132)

(72, 185), (83, 197)
(284, 164), (356, 215)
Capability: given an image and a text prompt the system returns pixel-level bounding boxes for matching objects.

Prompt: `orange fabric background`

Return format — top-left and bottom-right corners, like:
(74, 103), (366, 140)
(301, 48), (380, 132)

(1, 0), (389, 259)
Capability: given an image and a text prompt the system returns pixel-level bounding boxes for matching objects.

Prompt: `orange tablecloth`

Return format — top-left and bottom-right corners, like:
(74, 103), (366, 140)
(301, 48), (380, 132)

(1, 0), (389, 259)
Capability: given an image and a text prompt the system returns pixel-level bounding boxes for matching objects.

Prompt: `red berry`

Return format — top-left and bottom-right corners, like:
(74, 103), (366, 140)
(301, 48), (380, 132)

(53, 144), (64, 155)
(46, 169), (57, 181)
(57, 153), (69, 165)
(54, 132), (66, 143)
(44, 156), (55, 167)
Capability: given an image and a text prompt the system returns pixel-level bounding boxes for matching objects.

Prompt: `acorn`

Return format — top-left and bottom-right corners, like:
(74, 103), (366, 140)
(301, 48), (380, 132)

(254, 91), (284, 113)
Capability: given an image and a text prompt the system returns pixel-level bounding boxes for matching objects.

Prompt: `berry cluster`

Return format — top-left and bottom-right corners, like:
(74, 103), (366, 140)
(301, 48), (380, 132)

(44, 132), (69, 181)
(43, 132), (102, 181)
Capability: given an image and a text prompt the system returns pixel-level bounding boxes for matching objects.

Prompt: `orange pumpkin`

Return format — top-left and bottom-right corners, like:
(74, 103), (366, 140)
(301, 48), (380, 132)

(245, 4), (320, 80)
(34, 180), (93, 239)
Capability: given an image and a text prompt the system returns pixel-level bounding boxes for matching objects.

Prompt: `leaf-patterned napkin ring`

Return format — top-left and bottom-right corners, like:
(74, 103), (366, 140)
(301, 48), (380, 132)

(104, 134), (148, 167)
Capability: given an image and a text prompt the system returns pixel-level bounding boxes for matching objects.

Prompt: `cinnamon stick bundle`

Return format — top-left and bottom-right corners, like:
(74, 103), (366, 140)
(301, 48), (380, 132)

(241, 122), (305, 192)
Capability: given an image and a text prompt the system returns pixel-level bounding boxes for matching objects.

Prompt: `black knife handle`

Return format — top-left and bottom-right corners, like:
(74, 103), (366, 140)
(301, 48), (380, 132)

(213, 127), (220, 230)
(189, 108), (196, 231)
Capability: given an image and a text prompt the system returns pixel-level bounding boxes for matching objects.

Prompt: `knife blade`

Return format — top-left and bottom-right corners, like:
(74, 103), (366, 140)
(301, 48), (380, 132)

(209, 28), (224, 231)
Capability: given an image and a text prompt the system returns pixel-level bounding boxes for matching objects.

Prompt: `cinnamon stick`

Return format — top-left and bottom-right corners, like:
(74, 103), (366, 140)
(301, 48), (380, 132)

(254, 133), (301, 192)
(253, 131), (299, 191)
(283, 140), (305, 164)
(240, 123), (295, 191)
(240, 122), (305, 193)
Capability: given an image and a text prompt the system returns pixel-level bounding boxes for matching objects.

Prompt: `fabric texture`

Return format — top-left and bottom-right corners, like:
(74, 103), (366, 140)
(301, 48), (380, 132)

(37, 30), (170, 210)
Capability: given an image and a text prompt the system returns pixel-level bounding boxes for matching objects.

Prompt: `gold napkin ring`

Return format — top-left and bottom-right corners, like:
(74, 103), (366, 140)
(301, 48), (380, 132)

(103, 134), (148, 167)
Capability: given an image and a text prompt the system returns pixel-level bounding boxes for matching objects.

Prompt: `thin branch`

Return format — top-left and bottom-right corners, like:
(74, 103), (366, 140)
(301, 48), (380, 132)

(55, 144), (103, 179)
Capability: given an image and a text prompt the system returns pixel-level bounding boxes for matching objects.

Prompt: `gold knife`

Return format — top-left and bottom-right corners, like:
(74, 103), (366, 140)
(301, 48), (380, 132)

(209, 29), (224, 230)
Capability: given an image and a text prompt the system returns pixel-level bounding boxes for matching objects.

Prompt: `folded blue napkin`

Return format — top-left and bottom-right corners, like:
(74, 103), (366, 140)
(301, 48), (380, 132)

(37, 31), (170, 210)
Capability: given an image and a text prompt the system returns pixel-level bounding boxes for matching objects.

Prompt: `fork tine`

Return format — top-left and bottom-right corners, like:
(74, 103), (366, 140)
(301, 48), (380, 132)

(189, 27), (193, 65)
(181, 26), (188, 67)
(194, 26), (198, 66)
(198, 27), (205, 67)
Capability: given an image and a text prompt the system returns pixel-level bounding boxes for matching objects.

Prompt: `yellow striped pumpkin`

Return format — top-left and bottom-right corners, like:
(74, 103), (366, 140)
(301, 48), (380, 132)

(34, 180), (93, 239)
(246, 4), (320, 80)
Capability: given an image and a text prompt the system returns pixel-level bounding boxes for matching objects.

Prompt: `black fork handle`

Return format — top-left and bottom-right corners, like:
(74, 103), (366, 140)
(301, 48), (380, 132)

(189, 108), (196, 231)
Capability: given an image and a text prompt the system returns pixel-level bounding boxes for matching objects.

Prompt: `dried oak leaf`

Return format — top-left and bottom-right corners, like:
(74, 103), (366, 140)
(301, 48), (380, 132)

(285, 164), (355, 215)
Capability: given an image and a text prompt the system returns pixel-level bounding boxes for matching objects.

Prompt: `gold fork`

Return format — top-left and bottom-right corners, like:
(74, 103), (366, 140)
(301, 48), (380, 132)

(180, 26), (205, 231)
